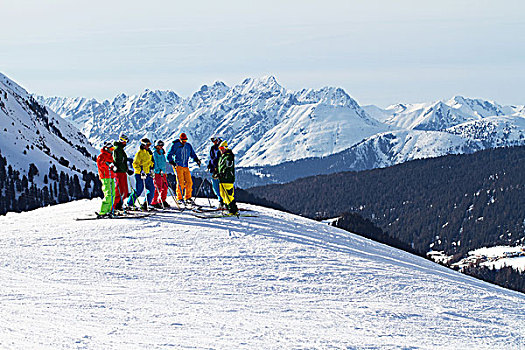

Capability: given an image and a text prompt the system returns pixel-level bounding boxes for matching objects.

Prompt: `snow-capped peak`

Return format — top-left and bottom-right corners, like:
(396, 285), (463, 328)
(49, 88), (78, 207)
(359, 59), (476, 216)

(188, 81), (230, 109)
(0, 72), (31, 99)
(294, 86), (359, 109)
(235, 75), (286, 95)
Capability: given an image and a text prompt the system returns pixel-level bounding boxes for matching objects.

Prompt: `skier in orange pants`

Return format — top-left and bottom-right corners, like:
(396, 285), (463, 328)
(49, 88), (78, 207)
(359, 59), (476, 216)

(167, 133), (201, 205)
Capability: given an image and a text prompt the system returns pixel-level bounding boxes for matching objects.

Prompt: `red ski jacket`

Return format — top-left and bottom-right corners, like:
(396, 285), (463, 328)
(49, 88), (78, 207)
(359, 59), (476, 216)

(97, 148), (115, 179)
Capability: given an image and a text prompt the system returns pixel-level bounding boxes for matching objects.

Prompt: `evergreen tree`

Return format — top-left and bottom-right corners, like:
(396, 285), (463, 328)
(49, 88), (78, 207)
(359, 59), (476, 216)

(28, 163), (39, 182)
(58, 172), (69, 203)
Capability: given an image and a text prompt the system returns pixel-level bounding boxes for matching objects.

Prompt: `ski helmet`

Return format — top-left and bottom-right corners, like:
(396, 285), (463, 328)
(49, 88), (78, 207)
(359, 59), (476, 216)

(119, 134), (129, 143)
(219, 140), (228, 150)
(103, 141), (114, 151)
(210, 134), (222, 142)
(179, 133), (188, 141)
(155, 140), (164, 147)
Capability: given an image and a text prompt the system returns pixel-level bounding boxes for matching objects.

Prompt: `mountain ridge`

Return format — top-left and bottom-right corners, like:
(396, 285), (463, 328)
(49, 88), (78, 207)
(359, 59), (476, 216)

(34, 75), (525, 187)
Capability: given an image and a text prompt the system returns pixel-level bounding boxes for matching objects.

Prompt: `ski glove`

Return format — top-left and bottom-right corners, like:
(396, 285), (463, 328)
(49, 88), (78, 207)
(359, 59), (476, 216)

(169, 161), (176, 167)
(127, 169), (134, 176)
(140, 171), (147, 180)
(106, 162), (117, 173)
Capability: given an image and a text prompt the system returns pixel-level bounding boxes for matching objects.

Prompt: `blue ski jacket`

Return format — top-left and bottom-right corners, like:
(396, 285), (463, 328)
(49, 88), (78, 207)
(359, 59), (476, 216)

(153, 148), (167, 174)
(167, 139), (199, 168)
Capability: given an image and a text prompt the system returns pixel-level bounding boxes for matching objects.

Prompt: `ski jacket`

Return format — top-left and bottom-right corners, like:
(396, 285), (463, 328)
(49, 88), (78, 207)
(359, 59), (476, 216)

(153, 148), (167, 174)
(132, 146), (154, 174)
(167, 140), (199, 168)
(218, 149), (235, 183)
(208, 143), (221, 173)
(112, 141), (129, 173)
(97, 148), (115, 179)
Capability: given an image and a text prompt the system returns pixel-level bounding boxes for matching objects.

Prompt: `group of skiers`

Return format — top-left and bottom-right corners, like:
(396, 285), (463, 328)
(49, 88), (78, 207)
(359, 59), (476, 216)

(95, 132), (239, 217)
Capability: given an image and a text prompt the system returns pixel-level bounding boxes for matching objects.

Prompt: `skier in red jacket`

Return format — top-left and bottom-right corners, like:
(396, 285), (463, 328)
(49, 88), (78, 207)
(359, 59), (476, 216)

(96, 142), (117, 217)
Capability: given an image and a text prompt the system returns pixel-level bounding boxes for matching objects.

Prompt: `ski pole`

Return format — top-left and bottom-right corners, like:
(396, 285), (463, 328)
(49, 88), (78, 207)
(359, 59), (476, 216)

(171, 164), (186, 204)
(165, 173), (182, 211)
(206, 174), (213, 208)
(141, 170), (149, 211)
(192, 176), (206, 204)
(126, 172), (137, 207)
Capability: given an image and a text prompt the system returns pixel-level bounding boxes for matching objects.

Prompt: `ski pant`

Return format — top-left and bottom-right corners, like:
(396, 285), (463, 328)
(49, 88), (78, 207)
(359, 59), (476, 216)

(113, 172), (129, 209)
(219, 183), (238, 214)
(152, 173), (168, 205)
(100, 178), (115, 215)
(127, 173), (155, 206)
(211, 177), (222, 203)
(175, 166), (193, 200)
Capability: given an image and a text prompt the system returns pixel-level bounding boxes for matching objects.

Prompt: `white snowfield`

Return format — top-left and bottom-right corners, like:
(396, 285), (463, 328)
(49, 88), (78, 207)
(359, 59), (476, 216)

(1, 199), (524, 349)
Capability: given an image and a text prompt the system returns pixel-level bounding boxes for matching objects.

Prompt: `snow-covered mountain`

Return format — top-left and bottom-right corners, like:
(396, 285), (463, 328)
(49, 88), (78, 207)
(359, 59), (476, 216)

(236, 124), (524, 188)
(0, 72), (97, 185)
(1, 198), (524, 348)
(366, 96), (512, 131)
(37, 76), (387, 167)
(37, 78), (524, 185)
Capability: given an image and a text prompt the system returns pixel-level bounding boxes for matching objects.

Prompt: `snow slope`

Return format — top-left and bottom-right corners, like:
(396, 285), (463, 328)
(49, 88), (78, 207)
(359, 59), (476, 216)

(0, 72), (97, 184)
(1, 199), (524, 349)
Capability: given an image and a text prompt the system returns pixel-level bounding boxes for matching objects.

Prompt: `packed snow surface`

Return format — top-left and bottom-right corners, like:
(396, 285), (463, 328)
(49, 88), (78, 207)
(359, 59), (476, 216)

(1, 199), (524, 349)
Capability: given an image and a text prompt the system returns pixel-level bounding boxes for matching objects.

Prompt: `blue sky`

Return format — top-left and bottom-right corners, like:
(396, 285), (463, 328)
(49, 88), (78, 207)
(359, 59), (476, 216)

(1, 0), (524, 106)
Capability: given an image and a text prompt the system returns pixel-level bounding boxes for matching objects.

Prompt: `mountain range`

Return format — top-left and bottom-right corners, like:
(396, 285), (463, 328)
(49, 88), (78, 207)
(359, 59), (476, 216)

(37, 76), (525, 187)
(38, 76), (386, 168)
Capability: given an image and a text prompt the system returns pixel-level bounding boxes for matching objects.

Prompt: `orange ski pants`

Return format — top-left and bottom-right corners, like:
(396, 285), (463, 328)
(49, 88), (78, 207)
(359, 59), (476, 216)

(175, 166), (193, 200)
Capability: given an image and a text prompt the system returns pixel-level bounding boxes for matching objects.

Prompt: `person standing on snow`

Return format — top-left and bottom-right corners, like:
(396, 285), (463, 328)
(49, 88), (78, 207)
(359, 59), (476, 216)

(96, 142), (117, 217)
(207, 135), (224, 209)
(127, 138), (155, 210)
(112, 134), (134, 211)
(167, 132), (201, 205)
(151, 140), (170, 209)
(217, 140), (239, 216)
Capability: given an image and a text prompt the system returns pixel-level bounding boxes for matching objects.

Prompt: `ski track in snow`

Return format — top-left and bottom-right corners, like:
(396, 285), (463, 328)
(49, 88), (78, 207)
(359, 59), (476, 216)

(0, 199), (524, 349)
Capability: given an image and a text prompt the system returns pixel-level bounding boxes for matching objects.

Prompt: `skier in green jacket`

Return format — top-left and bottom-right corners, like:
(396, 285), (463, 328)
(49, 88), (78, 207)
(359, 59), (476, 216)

(113, 134), (134, 211)
(217, 140), (239, 216)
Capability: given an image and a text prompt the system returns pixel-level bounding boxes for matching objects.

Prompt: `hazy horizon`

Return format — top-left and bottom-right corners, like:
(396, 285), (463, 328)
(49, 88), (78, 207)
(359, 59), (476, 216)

(2, 0), (524, 107)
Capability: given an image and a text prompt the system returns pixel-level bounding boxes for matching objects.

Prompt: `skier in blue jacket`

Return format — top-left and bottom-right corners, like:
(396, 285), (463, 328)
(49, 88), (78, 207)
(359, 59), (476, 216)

(167, 133), (201, 205)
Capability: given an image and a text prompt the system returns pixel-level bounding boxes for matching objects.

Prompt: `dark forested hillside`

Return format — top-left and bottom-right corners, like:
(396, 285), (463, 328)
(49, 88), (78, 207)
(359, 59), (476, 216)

(0, 149), (102, 215)
(249, 146), (525, 258)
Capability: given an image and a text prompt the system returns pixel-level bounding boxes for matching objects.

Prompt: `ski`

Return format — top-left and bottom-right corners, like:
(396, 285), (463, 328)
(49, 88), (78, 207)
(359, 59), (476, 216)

(191, 212), (258, 219)
(191, 206), (252, 213)
(75, 212), (155, 221)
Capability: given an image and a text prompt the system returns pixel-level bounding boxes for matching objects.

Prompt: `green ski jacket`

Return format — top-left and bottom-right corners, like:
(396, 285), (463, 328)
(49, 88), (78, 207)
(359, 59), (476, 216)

(113, 141), (129, 173)
(218, 149), (235, 183)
